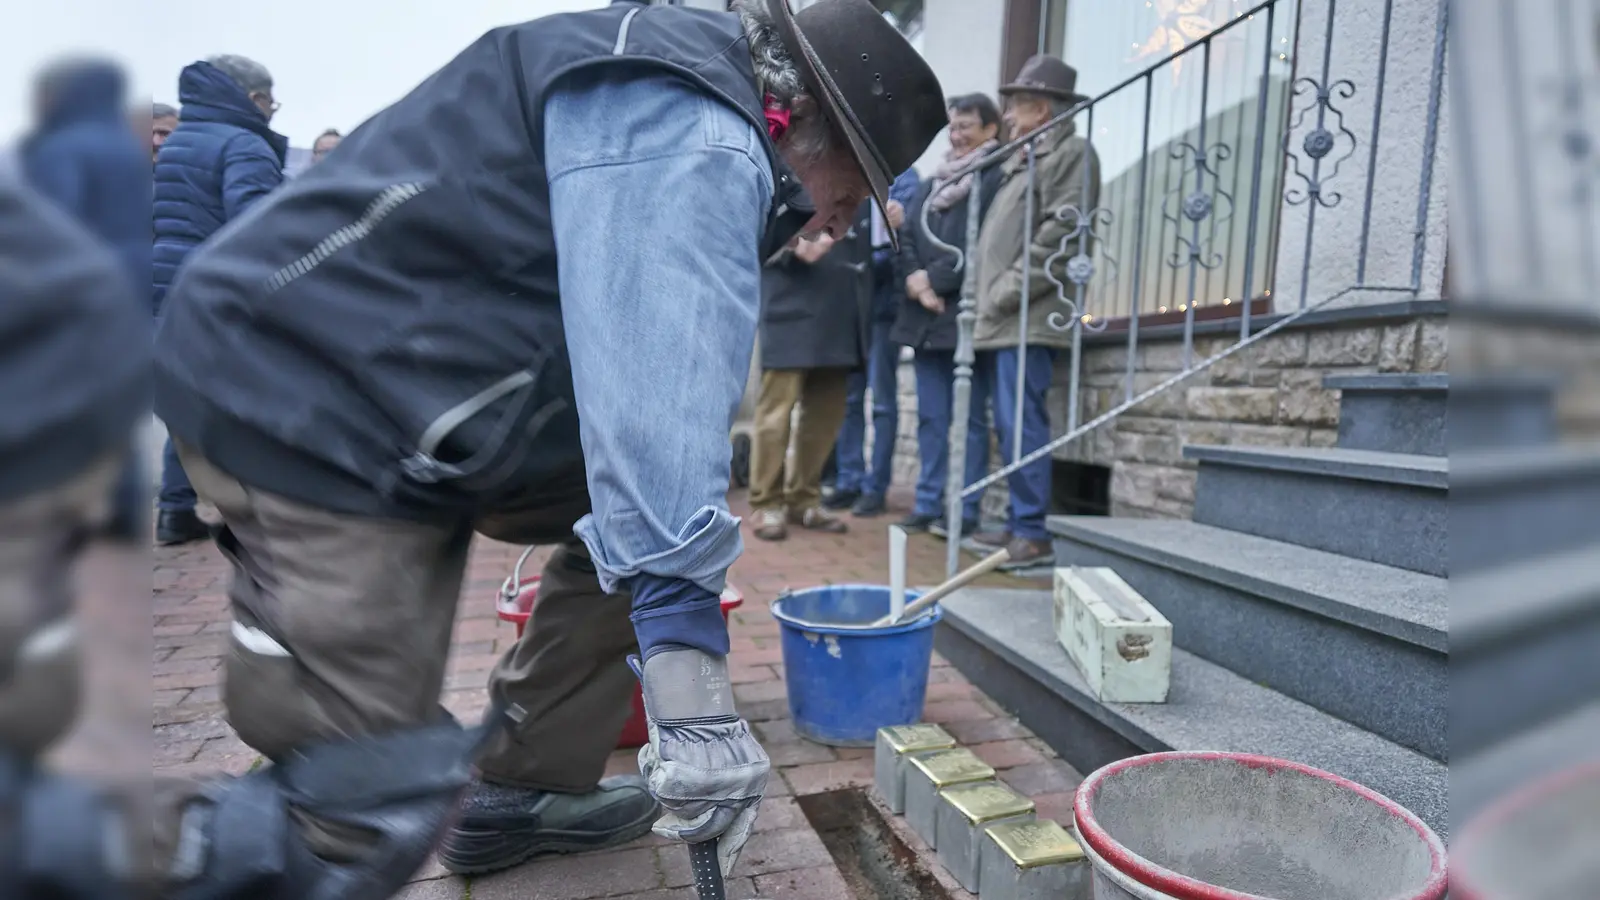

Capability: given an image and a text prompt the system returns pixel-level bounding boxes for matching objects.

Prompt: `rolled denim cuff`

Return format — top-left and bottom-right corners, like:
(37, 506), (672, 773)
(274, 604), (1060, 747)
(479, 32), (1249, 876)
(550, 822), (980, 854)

(574, 505), (741, 595)
(631, 575), (730, 658)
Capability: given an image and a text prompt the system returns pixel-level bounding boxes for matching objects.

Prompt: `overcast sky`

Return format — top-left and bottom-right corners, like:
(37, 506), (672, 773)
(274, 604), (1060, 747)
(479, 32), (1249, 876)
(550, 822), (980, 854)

(1, 0), (607, 146)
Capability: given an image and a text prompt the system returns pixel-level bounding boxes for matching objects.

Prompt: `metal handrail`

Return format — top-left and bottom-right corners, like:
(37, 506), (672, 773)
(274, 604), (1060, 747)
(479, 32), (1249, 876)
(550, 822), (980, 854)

(918, 0), (1449, 575)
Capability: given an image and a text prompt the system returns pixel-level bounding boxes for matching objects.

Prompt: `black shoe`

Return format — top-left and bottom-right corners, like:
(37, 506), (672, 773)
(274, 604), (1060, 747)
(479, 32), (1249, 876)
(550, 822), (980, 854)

(155, 509), (210, 546)
(438, 775), (660, 876)
(851, 493), (886, 517)
(928, 517), (978, 539)
(821, 488), (860, 511)
(897, 513), (938, 533)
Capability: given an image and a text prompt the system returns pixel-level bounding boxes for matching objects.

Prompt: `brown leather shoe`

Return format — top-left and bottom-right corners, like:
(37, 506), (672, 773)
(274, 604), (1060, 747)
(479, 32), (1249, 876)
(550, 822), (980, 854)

(753, 508), (788, 541)
(1001, 537), (1052, 570)
(791, 506), (849, 533)
(969, 528), (1011, 549)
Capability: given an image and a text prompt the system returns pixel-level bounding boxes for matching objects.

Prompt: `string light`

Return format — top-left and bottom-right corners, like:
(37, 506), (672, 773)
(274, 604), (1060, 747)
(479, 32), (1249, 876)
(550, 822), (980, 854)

(1222, 297), (1232, 305)
(1081, 314), (1093, 323)
(1159, 306), (1169, 313)
(1179, 304), (1189, 311)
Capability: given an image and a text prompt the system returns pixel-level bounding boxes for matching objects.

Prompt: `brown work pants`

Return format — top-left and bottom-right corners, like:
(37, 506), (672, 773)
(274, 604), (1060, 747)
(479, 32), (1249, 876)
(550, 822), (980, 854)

(153, 446), (638, 873)
(748, 367), (851, 512)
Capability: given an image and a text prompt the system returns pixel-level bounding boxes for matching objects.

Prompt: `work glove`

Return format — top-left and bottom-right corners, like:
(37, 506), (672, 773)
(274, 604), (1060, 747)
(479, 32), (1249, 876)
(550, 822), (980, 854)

(632, 646), (770, 878)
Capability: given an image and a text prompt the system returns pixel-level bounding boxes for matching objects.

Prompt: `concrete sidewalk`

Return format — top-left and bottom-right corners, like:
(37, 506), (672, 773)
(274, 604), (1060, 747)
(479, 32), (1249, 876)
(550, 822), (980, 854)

(151, 489), (1081, 900)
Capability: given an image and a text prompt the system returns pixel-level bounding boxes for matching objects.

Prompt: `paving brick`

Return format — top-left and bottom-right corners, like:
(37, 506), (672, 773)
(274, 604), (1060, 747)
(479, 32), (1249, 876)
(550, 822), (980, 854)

(1030, 790), (1078, 826)
(740, 698), (790, 723)
(945, 716), (1034, 744)
(998, 760), (1084, 797)
(152, 657), (221, 678)
(922, 699), (995, 724)
(392, 876), (466, 899)
(753, 865), (853, 898)
(752, 795), (808, 833)
(762, 740), (837, 767)
(153, 689), (189, 707)
(753, 719), (801, 744)
(155, 739), (204, 767)
(923, 678), (978, 702)
(970, 739), (1048, 771)
(165, 639), (224, 660)
(729, 664), (778, 685)
(659, 828), (831, 886)
(153, 716), (232, 744)
(733, 679), (790, 705)
(780, 757), (874, 796)
(472, 846), (661, 899)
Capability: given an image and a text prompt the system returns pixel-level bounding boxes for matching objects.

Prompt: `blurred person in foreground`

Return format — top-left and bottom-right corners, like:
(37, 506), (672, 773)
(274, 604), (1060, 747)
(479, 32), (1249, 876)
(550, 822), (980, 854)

(310, 128), (342, 164)
(148, 1), (943, 895)
(152, 53), (287, 547)
(824, 165), (918, 518)
(970, 56), (1100, 570)
(0, 176), (150, 897)
(20, 58), (152, 543)
(151, 102), (178, 164)
(750, 205), (873, 541)
(894, 92), (1005, 538)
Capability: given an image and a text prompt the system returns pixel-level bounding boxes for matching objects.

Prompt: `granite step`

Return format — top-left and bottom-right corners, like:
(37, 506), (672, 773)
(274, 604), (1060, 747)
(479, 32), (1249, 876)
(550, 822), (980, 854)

(1451, 444), (1600, 575)
(1185, 445), (1448, 576)
(934, 586), (1448, 840)
(1452, 541), (1600, 758)
(1322, 373), (1448, 456)
(1049, 516), (1447, 760)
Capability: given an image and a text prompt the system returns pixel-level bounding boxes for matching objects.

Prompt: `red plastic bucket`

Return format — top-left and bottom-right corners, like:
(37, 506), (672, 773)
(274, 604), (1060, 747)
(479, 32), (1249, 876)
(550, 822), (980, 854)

(495, 546), (745, 749)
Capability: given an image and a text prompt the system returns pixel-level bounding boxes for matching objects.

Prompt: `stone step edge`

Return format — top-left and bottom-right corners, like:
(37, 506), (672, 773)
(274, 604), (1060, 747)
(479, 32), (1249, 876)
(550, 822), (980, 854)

(1322, 373), (1448, 392)
(1183, 444), (1448, 489)
(1046, 516), (1447, 651)
(937, 587), (1448, 838)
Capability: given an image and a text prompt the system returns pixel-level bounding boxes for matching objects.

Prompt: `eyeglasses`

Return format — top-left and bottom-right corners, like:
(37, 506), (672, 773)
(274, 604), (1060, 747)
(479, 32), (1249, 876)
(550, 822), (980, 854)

(252, 92), (281, 114)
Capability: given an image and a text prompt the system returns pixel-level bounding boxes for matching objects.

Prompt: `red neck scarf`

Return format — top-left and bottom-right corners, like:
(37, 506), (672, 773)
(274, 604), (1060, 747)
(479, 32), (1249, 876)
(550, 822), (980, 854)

(763, 93), (790, 141)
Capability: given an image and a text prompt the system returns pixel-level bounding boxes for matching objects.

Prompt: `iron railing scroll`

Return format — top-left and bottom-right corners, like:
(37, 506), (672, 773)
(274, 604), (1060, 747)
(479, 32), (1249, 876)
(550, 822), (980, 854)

(920, 0), (1448, 575)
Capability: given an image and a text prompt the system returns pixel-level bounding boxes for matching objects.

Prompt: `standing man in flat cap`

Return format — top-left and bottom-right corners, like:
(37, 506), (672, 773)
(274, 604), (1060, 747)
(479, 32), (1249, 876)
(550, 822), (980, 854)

(149, 1), (945, 896)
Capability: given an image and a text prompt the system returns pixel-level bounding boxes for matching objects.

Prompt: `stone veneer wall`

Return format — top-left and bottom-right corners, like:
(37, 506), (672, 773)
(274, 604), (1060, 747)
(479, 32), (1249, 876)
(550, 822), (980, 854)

(865, 312), (1449, 523)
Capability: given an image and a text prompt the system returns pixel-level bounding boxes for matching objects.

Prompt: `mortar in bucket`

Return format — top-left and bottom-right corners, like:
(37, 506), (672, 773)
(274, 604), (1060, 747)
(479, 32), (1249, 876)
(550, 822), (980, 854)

(1073, 751), (1447, 900)
(496, 547), (743, 749)
(771, 584), (937, 747)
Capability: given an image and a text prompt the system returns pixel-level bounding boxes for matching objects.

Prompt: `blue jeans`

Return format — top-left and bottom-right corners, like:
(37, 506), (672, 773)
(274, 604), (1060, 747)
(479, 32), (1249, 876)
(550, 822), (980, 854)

(833, 320), (899, 497)
(157, 435), (196, 512)
(544, 70), (771, 602)
(911, 349), (989, 523)
(981, 347), (1057, 541)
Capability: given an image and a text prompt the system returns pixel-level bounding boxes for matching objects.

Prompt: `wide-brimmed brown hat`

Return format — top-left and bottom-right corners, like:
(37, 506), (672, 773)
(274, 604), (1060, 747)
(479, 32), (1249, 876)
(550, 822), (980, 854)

(999, 54), (1090, 106)
(765, 0), (946, 240)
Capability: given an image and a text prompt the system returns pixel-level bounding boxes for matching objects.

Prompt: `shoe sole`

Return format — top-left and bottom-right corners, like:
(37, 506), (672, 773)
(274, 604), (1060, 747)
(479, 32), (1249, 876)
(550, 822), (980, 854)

(438, 806), (659, 876)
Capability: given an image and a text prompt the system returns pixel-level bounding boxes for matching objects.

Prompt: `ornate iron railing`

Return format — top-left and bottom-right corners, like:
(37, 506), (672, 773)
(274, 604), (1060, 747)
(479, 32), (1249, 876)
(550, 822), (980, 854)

(922, 0), (1450, 575)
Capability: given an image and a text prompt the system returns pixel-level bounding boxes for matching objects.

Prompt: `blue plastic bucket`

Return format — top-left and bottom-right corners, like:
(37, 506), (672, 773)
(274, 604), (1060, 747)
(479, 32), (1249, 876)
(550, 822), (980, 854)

(771, 584), (940, 747)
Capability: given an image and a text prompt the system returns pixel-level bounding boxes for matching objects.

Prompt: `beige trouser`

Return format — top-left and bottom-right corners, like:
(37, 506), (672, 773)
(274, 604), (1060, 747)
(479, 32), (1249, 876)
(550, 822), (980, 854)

(153, 446), (639, 871)
(748, 367), (851, 512)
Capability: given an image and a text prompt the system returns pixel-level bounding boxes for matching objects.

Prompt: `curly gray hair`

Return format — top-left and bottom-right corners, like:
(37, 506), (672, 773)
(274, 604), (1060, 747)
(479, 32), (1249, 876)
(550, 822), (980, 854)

(733, 0), (837, 166)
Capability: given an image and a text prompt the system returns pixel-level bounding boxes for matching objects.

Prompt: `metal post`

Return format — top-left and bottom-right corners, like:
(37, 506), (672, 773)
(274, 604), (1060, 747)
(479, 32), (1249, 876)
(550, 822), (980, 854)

(946, 174), (986, 577)
(1411, 0), (1448, 293)
(1014, 148), (1037, 465)
(1239, 2), (1277, 339)
(1126, 73), (1156, 403)
(1355, 0), (1394, 284)
(1297, 0), (1339, 310)
(1183, 39), (1214, 367)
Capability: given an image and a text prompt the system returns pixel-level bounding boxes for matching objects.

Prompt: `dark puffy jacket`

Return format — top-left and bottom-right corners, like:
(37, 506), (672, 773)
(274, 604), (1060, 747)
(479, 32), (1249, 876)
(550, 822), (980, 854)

(152, 61), (287, 316)
(760, 198), (873, 371)
(0, 180), (150, 503)
(19, 60), (151, 297)
(890, 164), (1003, 352)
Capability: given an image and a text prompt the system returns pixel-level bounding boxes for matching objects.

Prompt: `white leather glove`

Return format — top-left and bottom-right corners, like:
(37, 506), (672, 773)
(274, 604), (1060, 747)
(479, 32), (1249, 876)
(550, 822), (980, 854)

(633, 647), (770, 877)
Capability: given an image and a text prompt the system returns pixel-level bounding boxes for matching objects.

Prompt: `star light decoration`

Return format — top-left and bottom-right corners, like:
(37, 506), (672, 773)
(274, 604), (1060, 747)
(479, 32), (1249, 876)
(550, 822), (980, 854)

(1129, 0), (1223, 81)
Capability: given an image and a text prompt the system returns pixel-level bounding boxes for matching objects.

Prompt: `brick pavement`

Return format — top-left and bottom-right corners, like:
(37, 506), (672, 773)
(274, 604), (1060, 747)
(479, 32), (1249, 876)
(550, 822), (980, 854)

(150, 488), (1081, 899)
